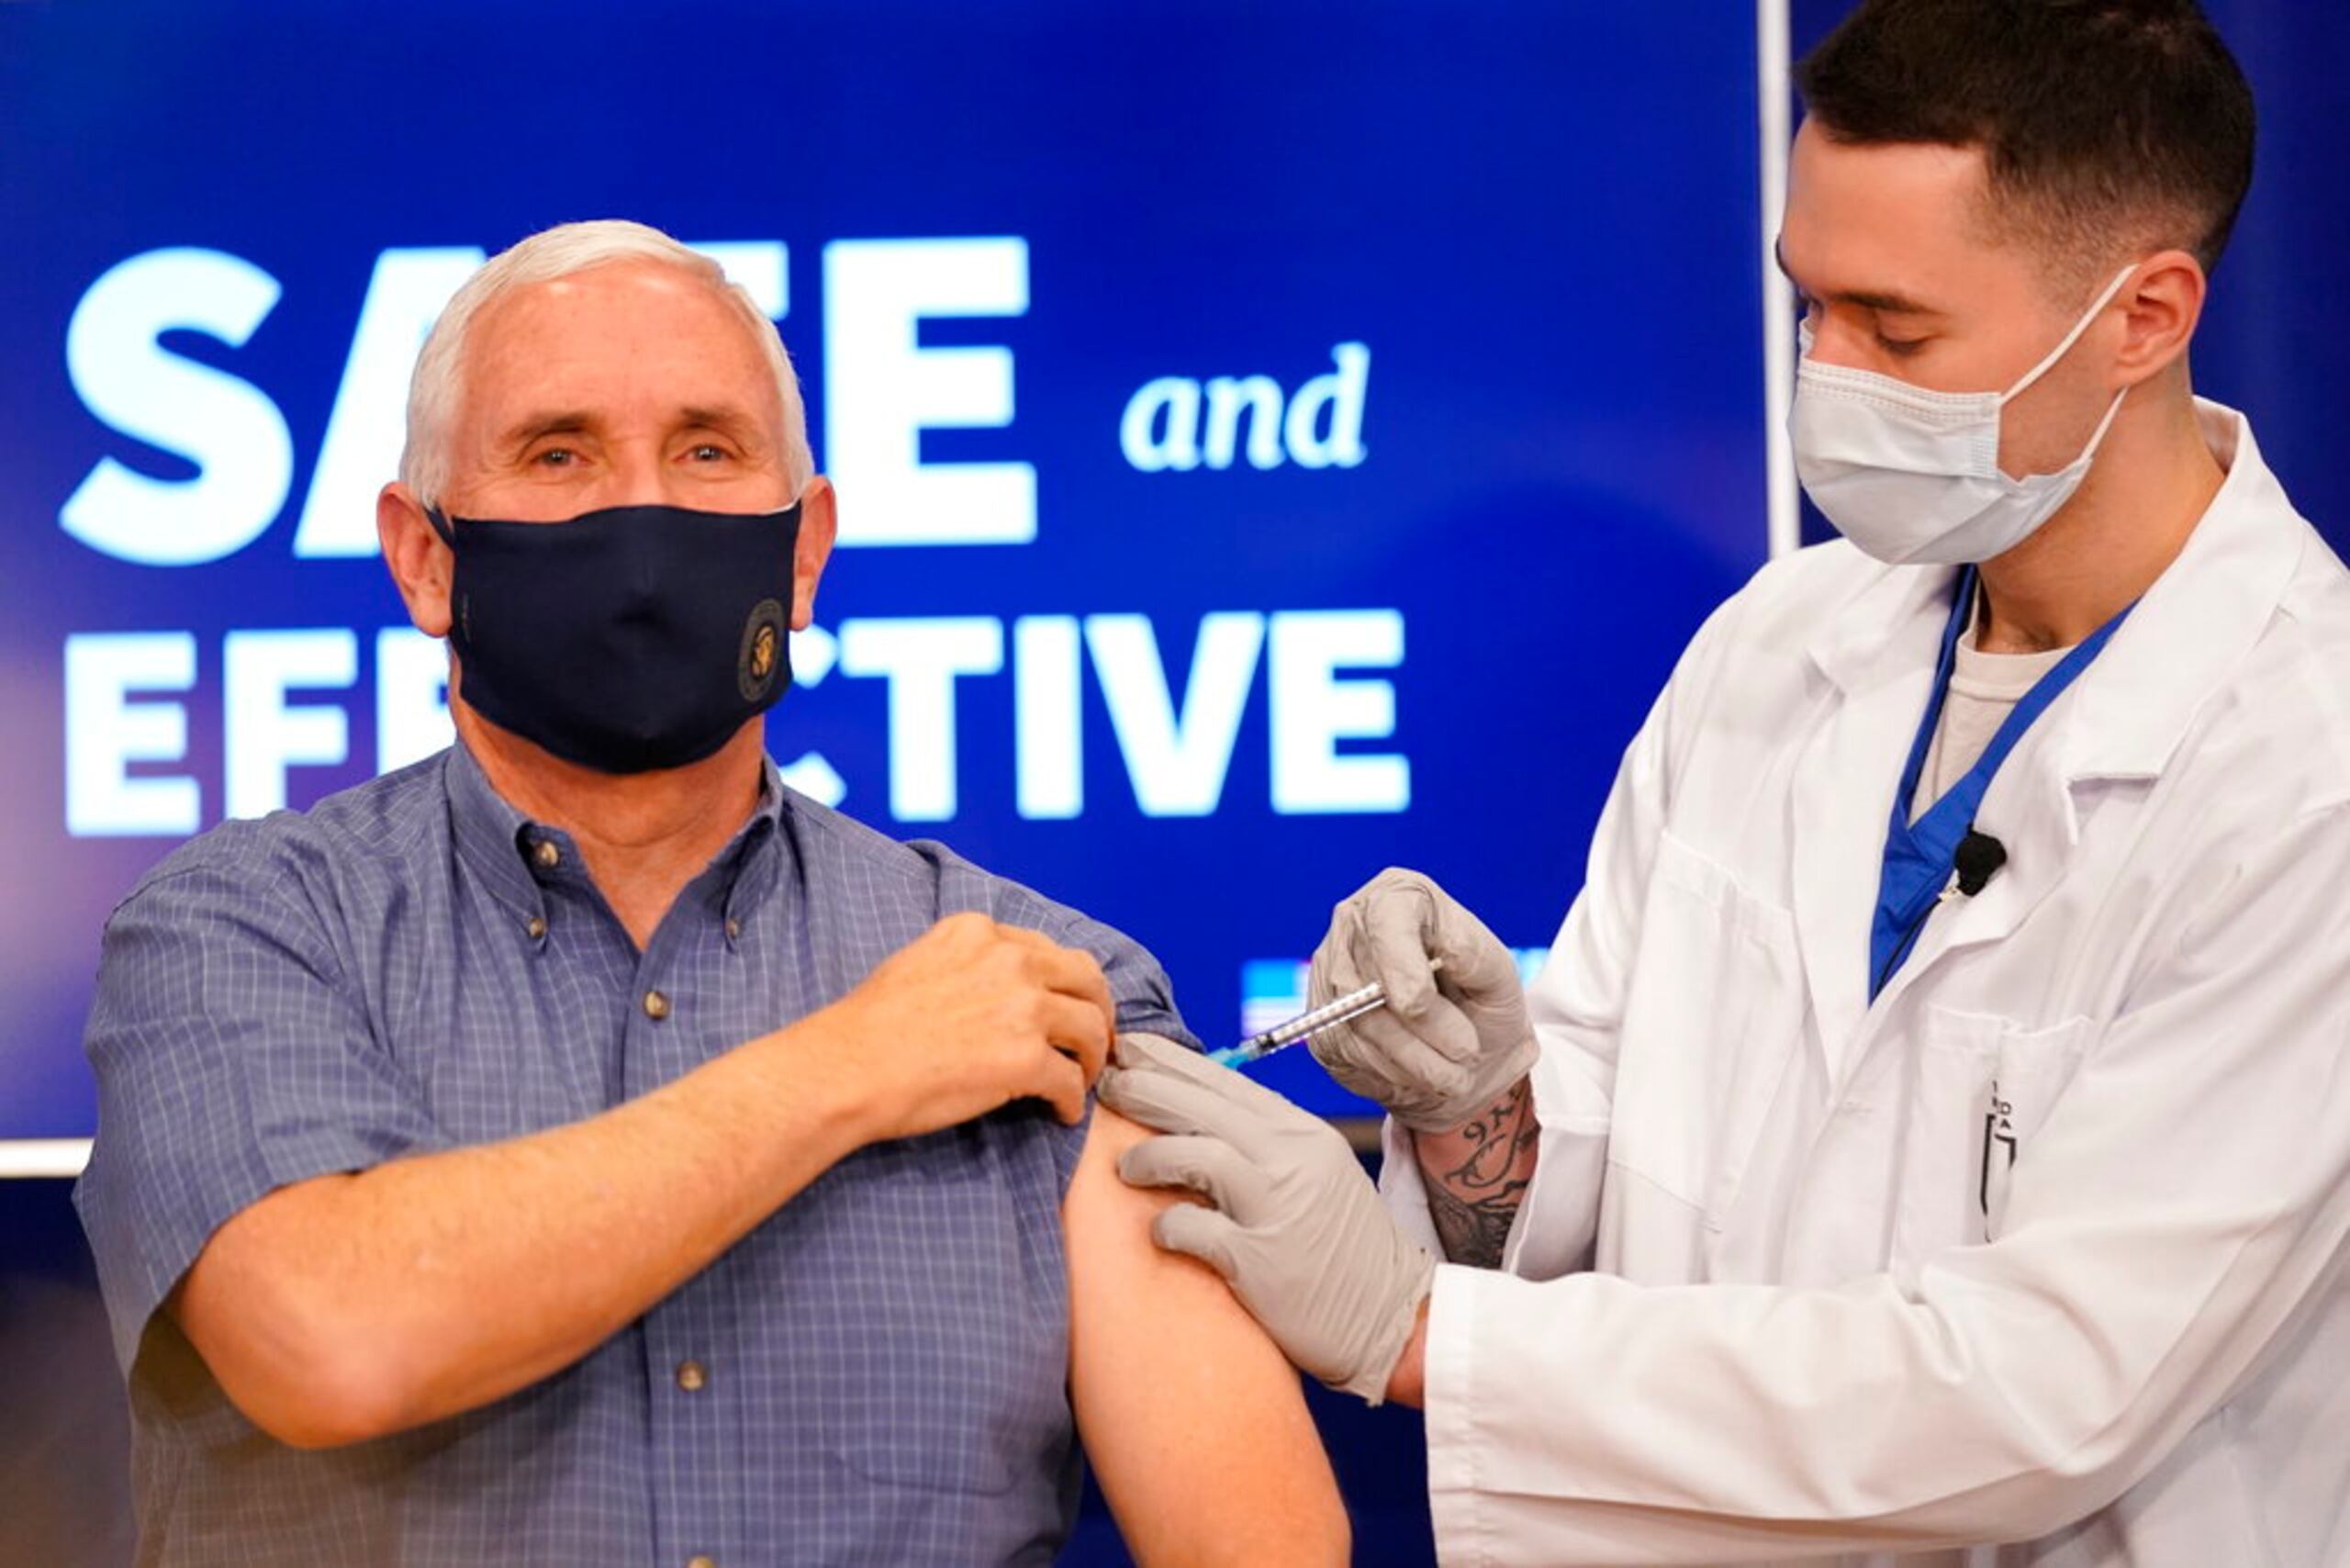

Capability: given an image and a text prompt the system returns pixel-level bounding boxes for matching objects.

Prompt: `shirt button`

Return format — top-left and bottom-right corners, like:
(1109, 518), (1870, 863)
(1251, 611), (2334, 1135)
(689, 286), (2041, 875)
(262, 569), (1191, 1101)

(525, 916), (547, 940)
(724, 918), (742, 940)
(643, 990), (671, 1021)
(532, 840), (561, 870)
(676, 1359), (708, 1393)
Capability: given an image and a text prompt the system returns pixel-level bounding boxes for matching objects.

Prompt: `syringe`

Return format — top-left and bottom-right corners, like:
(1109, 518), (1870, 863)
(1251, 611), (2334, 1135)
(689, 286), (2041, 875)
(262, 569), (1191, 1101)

(1207, 958), (1443, 1070)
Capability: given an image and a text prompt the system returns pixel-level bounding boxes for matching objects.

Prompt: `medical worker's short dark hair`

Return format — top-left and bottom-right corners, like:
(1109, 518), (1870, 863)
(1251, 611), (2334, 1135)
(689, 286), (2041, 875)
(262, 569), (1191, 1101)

(1796, 0), (2255, 287)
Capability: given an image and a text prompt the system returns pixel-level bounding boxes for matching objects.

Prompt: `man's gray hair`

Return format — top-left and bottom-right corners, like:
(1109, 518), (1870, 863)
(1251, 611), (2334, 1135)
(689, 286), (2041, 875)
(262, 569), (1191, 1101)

(397, 219), (812, 507)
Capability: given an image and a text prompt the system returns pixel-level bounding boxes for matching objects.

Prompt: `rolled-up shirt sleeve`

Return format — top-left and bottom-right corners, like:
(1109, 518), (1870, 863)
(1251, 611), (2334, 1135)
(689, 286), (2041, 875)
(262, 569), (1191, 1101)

(1050, 909), (1198, 1053)
(923, 840), (1200, 1053)
(73, 846), (449, 1372)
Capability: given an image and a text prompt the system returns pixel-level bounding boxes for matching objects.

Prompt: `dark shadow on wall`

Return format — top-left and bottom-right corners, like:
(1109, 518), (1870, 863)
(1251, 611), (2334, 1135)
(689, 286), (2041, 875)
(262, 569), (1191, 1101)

(0, 1178), (136, 1567)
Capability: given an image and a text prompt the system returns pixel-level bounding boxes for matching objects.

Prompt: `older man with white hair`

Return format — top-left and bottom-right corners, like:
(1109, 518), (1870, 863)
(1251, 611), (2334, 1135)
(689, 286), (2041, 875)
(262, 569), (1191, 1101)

(73, 219), (1348, 1567)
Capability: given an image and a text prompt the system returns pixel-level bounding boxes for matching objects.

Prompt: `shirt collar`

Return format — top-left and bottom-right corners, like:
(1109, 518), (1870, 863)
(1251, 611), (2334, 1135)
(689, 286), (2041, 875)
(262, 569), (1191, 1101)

(445, 742), (545, 924)
(443, 742), (790, 935)
(1806, 399), (2309, 782)
(702, 756), (789, 936)
(2057, 398), (2310, 780)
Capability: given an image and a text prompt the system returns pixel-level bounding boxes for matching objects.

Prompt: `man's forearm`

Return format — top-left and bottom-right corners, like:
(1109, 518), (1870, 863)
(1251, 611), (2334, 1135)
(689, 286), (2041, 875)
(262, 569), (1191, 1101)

(180, 1019), (878, 1446)
(1409, 1078), (1539, 1268)
(183, 912), (1113, 1448)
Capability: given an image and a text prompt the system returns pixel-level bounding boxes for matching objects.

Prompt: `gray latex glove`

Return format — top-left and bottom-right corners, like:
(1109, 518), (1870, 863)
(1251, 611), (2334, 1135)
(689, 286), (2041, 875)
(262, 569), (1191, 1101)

(1308, 868), (1539, 1131)
(1098, 1032), (1435, 1405)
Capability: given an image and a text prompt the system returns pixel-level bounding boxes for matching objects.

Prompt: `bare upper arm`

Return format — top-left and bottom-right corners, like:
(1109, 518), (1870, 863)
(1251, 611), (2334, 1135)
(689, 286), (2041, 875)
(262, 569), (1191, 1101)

(1064, 1103), (1348, 1567)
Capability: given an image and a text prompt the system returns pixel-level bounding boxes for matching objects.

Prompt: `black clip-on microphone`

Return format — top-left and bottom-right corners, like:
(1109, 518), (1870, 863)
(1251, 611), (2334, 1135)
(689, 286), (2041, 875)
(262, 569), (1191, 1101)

(1954, 828), (2008, 896)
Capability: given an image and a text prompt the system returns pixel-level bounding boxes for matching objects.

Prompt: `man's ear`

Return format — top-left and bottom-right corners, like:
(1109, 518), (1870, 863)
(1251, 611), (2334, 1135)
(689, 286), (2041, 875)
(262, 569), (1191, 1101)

(2114, 248), (2207, 388)
(790, 476), (839, 632)
(377, 482), (453, 638)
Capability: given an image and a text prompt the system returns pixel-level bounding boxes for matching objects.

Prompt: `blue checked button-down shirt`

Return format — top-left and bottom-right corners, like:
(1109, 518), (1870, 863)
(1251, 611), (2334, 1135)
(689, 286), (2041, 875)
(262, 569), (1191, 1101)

(73, 744), (1195, 1568)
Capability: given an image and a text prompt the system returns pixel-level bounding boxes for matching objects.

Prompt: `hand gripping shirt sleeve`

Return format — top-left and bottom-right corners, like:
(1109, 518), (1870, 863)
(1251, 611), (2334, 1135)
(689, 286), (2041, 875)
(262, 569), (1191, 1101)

(915, 835), (1196, 1051)
(73, 841), (451, 1373)
(1425, 798), (2350, 1565)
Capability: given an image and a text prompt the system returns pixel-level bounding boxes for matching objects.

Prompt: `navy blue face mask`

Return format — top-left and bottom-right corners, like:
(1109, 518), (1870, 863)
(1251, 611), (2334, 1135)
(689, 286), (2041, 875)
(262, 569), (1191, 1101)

(424, 500), (801, 775)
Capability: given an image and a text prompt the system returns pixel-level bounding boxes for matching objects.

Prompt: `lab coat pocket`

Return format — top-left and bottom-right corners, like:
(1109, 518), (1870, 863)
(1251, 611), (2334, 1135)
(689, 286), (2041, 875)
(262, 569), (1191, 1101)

(1895, 1008), (2095, 1275)
(1607, 831), (1807, 1262)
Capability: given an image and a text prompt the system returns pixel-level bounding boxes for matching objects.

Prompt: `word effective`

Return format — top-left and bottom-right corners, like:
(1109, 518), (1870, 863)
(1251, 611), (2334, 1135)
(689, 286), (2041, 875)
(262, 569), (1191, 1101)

(64, 610), (1407, 835)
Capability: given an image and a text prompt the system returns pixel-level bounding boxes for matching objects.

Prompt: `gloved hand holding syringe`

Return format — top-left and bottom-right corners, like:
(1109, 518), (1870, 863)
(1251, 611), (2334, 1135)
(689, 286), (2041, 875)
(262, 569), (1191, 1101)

(1207, 959), (1443, 1070)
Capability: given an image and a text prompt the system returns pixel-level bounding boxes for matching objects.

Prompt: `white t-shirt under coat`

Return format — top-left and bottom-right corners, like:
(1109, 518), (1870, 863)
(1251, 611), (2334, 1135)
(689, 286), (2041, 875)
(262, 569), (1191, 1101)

(1911, 610), (2076, 820)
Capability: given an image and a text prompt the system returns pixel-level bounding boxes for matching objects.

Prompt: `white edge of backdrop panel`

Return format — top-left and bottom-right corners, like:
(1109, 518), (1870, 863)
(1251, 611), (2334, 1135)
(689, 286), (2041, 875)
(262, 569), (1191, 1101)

(1760, 0), (1799, 559)
(0, 1139), (95, 1179)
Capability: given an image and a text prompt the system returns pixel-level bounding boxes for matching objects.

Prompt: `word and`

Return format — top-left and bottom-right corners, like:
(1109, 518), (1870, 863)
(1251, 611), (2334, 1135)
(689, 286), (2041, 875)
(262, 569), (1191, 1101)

(1120, 343), (1370, 473)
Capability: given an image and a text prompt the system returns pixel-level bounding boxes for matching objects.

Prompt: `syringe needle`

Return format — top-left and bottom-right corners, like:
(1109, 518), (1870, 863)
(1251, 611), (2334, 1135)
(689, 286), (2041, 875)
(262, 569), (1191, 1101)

(1207, 958), (1445, 1070)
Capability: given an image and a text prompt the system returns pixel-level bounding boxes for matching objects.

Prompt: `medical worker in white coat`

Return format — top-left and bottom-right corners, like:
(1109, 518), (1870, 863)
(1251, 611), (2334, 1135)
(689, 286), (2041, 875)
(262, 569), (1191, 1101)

(1101, 2), (2350, 1563)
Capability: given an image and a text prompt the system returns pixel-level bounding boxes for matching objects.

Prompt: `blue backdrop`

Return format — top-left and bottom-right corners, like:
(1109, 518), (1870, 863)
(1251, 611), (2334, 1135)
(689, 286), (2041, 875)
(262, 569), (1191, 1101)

(4, 4), (2343, 1565)
(0, 0), (1766, 1141)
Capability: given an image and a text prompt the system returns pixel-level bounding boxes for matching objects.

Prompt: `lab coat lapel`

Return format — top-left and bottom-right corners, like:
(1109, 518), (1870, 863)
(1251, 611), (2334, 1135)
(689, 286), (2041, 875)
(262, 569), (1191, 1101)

(1868, 400), (2305, 1009)
(1789, 564), (1953, 1080)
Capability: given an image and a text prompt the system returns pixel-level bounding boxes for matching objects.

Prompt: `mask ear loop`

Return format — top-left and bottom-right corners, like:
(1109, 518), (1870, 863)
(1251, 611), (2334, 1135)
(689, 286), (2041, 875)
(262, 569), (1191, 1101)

(1996, 263), (2140, 405)
(1989, 263), (2139, 482)
(2069, 380), (2132, 465)
(422, 503), (457, 550)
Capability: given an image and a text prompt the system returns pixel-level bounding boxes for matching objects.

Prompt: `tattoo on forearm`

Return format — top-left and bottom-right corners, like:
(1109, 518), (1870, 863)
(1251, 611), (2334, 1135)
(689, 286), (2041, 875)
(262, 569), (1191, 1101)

(1419, 1082), (1539, 1268)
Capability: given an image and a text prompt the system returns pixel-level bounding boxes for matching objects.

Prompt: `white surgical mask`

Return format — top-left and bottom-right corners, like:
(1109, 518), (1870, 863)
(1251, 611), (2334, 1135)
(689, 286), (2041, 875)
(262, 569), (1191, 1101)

(1790, 263), (2137, 566)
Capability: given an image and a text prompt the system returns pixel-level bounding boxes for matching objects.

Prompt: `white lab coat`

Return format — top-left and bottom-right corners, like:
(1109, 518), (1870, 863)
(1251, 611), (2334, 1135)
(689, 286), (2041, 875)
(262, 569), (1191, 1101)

(1382, 401), (2350, 1567)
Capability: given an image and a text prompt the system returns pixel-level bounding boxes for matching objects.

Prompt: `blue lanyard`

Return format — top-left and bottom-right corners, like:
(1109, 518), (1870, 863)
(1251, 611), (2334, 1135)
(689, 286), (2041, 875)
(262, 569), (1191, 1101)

(1867, 568), (2131, 1001)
